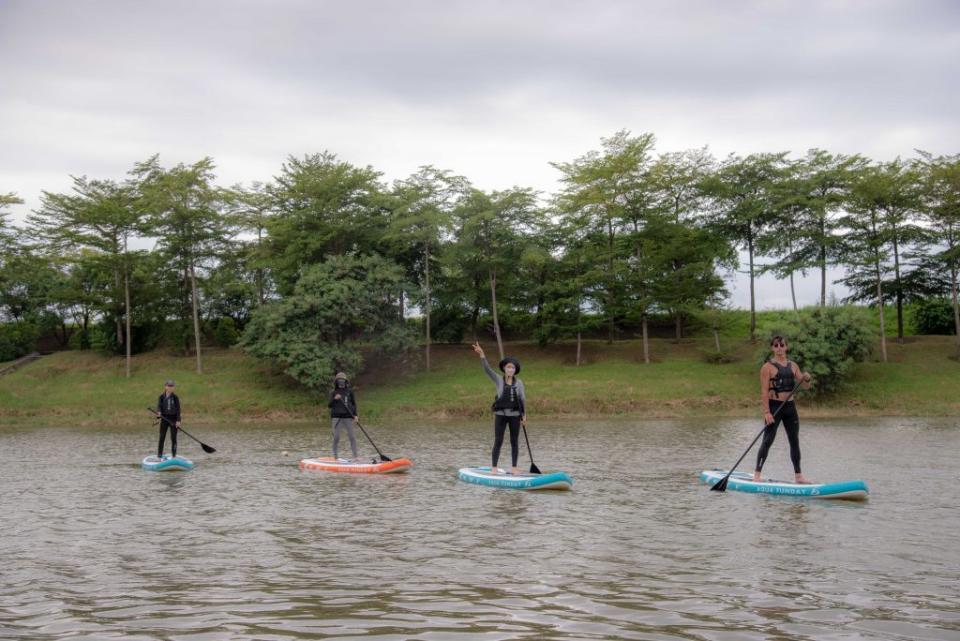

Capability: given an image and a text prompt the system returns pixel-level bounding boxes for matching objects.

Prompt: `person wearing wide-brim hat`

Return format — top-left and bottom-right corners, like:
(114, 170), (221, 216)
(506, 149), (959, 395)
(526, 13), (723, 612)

(327, 372), (359, 460)
(472, 342), (526, 475)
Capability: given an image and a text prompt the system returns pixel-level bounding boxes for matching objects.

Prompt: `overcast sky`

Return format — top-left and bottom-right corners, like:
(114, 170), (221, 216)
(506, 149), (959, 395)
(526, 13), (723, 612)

(2, 0), (958, 309)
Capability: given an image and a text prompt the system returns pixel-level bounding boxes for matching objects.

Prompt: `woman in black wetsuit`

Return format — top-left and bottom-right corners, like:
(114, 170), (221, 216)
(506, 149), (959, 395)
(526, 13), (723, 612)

(755, 335), (812, 483)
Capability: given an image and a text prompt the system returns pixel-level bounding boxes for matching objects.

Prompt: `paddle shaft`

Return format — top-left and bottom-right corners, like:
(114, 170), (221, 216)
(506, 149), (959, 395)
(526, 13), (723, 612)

(710, 379), (803, 492)
(148, 409), (216, 454)
(517, 399), (541, 474)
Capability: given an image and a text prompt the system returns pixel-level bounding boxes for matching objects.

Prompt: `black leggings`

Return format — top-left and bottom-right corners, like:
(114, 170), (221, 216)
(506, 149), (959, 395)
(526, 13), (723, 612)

(492, 414), (521, 468)
(756, 399), (801, 473)
(158, 419), (178, 457)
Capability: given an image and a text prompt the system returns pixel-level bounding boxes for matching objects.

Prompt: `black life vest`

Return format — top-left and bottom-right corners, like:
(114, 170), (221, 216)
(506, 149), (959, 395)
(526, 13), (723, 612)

(492, 379), (520, 411)
(769, 360), (796, 394)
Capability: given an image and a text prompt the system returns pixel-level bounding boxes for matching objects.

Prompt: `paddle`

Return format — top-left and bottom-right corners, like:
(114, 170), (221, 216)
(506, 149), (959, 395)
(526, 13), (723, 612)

(354, 418), (393, 463)
(710, 379), (803, 492)
(518, 399), (541, 474)
(146, 409), (217, 454)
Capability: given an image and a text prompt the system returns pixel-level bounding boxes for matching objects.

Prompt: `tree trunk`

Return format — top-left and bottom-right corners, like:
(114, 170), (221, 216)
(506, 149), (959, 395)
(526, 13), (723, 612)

(124, 264), (132, 378)
(424, 245), (431, 371)
(115, 267), (124, 347)
(642, 314), (650, 364)
(576, 330), (582, 367)
(675, 312), (683, 341)
(819, 217), (827, 308)
(875, 258), (888, 363)
(490, 269), (504, 360)
(789, 271), (798, 314)
(713, 323), (721, 352)
(891, 230), (904, 343)
(607, 219), (615, 344)
(748, 232), (756, 342)
(950, 230), (960, 359)
(190, 261), (203, 374)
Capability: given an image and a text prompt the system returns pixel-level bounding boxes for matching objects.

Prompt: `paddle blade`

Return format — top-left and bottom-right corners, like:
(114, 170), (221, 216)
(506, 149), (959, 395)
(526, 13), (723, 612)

(379, 454), (392, 462)
(710, 475), (730, 492)
(530, 463), (542, 475)
(201, 443), (216, 454)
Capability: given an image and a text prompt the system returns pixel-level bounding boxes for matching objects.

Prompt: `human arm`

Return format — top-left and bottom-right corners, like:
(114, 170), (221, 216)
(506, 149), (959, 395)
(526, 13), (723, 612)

(760, 363), (774, 425)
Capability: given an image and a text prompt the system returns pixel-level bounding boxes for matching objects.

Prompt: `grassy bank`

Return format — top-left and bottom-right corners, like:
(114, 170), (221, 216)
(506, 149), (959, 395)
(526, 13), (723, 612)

(2, 335), (959, 428)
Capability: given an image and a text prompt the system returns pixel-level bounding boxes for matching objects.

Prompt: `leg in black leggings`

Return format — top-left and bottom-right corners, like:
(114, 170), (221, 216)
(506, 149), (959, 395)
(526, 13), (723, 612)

(756, 400), (800, 473)
(158, 419), (178, 457)
(492, 415), (521, 468)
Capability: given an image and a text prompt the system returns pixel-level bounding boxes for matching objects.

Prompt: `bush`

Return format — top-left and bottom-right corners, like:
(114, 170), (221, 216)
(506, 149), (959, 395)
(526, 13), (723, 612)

(759, 306), (873, 397)
(89, 320), (163, 355)
(912, 298), (956, 335)
(213, 317), (239, 347)
(0, 322), (40, 361)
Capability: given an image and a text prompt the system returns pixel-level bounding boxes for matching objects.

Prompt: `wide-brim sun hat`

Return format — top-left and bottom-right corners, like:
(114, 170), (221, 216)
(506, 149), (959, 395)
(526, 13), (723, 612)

(334, 372), (348, 380)
(498, 357), (521, 375)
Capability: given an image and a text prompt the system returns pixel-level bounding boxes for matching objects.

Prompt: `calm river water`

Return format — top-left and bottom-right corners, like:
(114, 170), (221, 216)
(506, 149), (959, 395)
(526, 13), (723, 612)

(1, 417), (958, 640)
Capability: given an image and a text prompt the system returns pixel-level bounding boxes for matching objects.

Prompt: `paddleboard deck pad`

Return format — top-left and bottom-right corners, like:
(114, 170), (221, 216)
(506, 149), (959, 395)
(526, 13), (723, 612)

(299, 457), (412, 474)
(700, 469), (868, 500)
(458, 466), (572, 490)
(142, 455), (194, 472)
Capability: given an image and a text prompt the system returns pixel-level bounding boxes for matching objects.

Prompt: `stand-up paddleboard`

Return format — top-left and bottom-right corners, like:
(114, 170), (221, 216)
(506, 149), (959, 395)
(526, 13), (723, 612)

(142, 455), (194, 472)
(458, 466), (572, 491)
(299, 457), (412, 474)
(700, 469), (868, 500)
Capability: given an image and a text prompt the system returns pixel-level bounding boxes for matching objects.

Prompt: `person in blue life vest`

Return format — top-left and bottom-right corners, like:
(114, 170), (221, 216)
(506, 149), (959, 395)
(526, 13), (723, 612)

(472, 342), (526, 475)
(327, 372), (359, 461)
(155, 379), (181, 459)
(756, 335), (812, 483)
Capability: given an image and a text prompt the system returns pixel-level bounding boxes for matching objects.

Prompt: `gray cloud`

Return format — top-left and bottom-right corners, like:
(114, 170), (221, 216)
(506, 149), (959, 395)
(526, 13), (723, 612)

(2, 0), (957, 308)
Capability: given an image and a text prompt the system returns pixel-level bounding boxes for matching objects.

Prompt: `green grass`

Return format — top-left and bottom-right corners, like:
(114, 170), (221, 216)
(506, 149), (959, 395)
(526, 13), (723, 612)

(2, 335), (958, 428)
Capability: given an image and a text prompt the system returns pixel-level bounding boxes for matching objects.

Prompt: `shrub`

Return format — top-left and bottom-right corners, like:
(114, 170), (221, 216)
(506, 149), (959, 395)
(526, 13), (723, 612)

(912, 298), (956, 335)
(759, 306), (873, 396)
(213, 317), (240, 347)
(0, 322), (40, 361)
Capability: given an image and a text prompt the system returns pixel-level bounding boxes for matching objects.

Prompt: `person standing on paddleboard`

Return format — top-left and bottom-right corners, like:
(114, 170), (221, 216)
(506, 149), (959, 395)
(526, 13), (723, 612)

(155, 379), (181, 459)
(328, 372), (359, 461)
(472, 342), (526, 475)
(755, 335), (812, 483)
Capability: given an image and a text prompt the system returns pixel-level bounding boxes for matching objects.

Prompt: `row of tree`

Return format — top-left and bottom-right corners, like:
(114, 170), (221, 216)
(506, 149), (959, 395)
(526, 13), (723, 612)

(1, 131), (958, 384)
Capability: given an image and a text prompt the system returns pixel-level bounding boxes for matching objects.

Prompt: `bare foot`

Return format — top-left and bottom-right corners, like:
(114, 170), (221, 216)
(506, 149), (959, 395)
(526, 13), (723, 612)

(511, 466), (520, 475)
(490, 466), (500, 474)
(795, 474), (813, 484)
(753, 471), (763, 482)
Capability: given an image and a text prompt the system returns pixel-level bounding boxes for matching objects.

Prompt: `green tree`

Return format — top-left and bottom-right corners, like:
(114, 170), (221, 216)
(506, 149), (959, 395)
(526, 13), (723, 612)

(918, 152), (960, 357)
(30, 177), (145, 375)
(839, 160), (924, 343)
(552, 130), (658, 344)
(451, 187), (539, 359)
(704, 152), (788, 341)
(386, 166), (468, 370)
(265, 153), (387, 293)
(135, 156), (231, 373)
(240, 254), (415, 389)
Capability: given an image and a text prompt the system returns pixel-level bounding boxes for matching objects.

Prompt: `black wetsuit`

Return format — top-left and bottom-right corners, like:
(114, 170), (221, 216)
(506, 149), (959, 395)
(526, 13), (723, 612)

(157, 392), (181, 457)
(756, 360), (801, 474)
(491, 381), (521, 468)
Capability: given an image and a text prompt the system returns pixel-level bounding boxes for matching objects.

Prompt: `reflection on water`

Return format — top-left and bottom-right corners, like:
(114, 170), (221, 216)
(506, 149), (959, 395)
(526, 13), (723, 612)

(1, 417), (958, 640)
